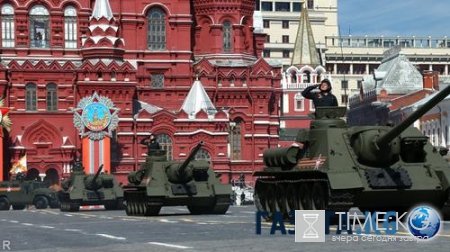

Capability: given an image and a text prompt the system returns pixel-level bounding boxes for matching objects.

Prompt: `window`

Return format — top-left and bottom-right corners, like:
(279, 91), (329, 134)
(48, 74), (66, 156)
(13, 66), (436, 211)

(265, 35), (270, 43)
(156, 134), (173, 161)
(151, 73), (164, 88)
(310, 100), (315, 110)
(30, 5), (50, 48)
(307, 0), (314, 9)
(223, 21), (232, 52)
(46, 84), (57, 111)
(147, 8), (166, 50)
(64, 6), (77, 48)
(263, 50), (270, 57)
(261, 2), (273, 11)
(1, 4), (14, 47)
(195, 149), (211, 161)
(275, 2), (290, 12)
(341, 80), (348, 89)
(293, 2), (302, 12)
(282, 20), (289, 29)
(255, 0), (261, 11)
(341, 95), (348, 105)
(357, 80), (362, 89)
(263, 20), (270, 28)
(26, 83), (37, 111)
(282, 35), (289, 43)
(282, 50), (289, 58)
(230, 120), (242, 160)
(294, 93), (304, 111)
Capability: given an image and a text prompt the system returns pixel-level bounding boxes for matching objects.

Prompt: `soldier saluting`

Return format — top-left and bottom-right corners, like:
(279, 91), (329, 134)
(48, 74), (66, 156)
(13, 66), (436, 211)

(140, 134), (160, 151)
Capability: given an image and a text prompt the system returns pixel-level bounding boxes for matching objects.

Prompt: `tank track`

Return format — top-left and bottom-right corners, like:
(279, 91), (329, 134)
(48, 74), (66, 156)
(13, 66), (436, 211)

(254, 177), (359, 220)
(125, 190), (162, 216)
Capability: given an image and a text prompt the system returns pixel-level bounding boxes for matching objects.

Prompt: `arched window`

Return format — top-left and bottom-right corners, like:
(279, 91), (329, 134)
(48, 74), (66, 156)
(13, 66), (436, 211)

(26, 83), (37, 111)
(230, 119), (242, 160)
(30, 5), (50, 48)
(195, 149), (211, 161)
(46, 84), (57, 111)
(294, 93), (304, 111)
(223, 21), (232, 52)
(64, 6), (77, 48)
(147, 8), (166, 50)
(1, 4), (15, 47)
(156, 134), (173, 160)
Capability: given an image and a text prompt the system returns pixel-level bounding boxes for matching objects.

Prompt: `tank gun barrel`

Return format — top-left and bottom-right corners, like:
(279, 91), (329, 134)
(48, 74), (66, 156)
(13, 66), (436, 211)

(178, 141), (204, 175)
(91, 164), (104, 185)
(376, 84), (450, 147)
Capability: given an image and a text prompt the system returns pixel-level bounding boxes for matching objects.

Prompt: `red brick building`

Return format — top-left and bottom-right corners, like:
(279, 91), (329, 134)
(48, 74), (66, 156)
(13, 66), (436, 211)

(0, 0), (281, 185)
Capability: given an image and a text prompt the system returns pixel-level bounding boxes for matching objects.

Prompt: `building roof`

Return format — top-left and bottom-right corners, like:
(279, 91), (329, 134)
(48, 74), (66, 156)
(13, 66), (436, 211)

(363, 47), (423, 95)
(180, 78), (216, 118)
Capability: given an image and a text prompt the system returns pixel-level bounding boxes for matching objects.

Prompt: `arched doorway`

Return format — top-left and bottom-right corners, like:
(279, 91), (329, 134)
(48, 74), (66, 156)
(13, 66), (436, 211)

(25, 168), (40, 181)
(44, 168), (59, 186)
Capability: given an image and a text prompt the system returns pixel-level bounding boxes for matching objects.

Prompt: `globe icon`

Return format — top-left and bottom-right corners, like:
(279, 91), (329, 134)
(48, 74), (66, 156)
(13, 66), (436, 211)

(407, 206), (441, 240)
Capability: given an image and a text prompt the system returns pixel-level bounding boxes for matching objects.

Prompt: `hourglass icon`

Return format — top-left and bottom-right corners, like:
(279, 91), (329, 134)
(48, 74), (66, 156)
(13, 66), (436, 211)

(303, 214), (319, 238)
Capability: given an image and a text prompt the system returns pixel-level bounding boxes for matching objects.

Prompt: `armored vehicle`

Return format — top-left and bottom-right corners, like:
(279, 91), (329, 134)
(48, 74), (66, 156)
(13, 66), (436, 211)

(0, 179), (60, 210)
(59, 162), (124, 212)
(254, 84), (450, 219)
(124, 141), (231, 216)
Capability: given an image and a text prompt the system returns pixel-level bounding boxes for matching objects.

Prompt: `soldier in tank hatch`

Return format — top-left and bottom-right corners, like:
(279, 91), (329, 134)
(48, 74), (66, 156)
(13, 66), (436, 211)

(301, 78), (338, 108)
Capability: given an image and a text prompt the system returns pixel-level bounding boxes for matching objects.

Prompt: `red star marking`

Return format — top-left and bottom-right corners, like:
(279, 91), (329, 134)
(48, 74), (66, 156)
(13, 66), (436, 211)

(0, 107), (10, 116)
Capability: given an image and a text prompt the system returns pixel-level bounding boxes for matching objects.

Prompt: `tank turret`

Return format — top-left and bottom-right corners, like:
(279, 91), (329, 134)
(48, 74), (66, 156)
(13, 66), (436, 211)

(166, 141), (204, 183)
(84, 164), (104, 190)
(253, 84), (450, 220)
(352, 83), (450, 167)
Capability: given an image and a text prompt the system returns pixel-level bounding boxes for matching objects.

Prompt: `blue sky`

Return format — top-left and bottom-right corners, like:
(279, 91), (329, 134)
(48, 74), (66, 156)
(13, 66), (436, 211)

(338, 0), (450, 37)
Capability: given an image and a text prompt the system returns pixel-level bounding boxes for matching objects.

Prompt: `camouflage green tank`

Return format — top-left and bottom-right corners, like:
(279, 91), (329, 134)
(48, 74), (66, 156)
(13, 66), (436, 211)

(0, 177), (60, 210)
(59, 162), (124, 212)
(124, 141), (231, 216)
(254, 84), (450, 220)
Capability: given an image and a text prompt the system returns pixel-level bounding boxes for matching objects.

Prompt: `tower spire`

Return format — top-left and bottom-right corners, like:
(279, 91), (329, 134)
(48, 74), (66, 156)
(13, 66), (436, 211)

(291, 1), (321, 67)
(91, 0), (114, 20)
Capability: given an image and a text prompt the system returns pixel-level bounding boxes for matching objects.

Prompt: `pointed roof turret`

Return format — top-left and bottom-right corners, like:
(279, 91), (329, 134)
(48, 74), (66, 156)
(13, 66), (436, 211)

(91, 0), (114, 20)
(81, 0), (125, 59)
(181, 78), (216, 118)
(291, 1), (321, 67)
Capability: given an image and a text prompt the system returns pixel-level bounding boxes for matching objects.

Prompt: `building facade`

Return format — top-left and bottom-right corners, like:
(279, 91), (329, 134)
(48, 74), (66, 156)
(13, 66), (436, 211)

(260, 0), (450, 106)
(0, 0), (281, 185)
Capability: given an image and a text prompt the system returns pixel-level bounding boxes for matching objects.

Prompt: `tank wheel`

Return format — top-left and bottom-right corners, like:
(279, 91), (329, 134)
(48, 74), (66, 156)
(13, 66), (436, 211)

(34, 196), (49, 209)
(298, 183), (312, 210)
(312, 182), (328, 210)
(286, 184), (298, 215)
(49, 201), (60, 209)
(144, 199), (162, 216)
(12, 205), (26, 210)
(254, 181), (268, 213)
(275, 184), (288, 218)
(69, 203), (80, 212)
(266, 184), (280, 216)
(211, 195), (231, 214)
(0, 197), (11, 211)
(60, 201), (68, 212)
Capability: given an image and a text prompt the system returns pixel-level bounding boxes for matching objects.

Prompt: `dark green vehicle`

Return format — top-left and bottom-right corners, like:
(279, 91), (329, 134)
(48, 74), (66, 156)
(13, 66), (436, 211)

(0, 179), (60, 210)
(59, 162), (124, 212)
(254, 84), (450, 220)
(124, 141), (231, 216)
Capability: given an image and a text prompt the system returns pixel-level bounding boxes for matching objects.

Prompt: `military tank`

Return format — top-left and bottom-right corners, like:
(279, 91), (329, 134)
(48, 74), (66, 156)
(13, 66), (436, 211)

(124, 141), (231, 216)
(59, 162), (124, 212)
(254, 84), (450, 219)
